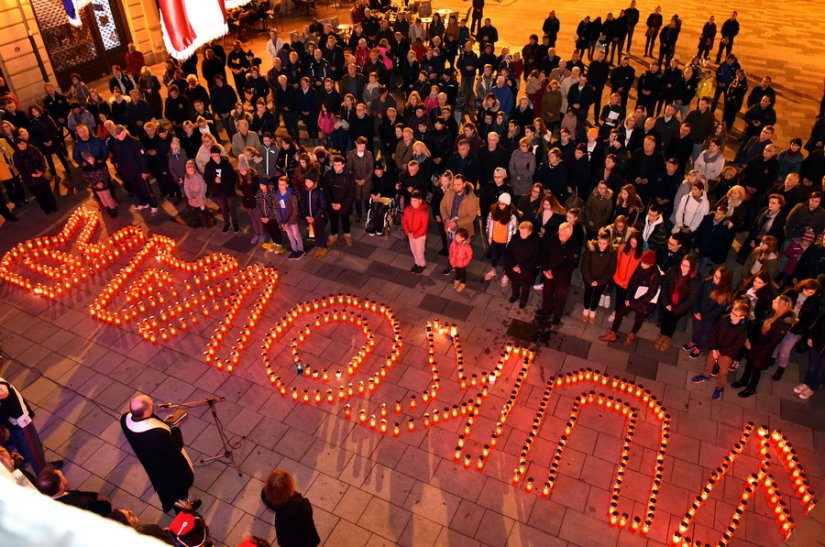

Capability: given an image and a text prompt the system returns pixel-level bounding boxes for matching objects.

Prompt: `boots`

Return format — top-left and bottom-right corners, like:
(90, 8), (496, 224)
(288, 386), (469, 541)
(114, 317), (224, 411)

(344, 233), (353, 247)
(623, 332), (637, 346)
(599, 330), (618, 342)
(772, 367), (785, 381)
(327, 234), (339, 247)
(654, 335), (666, 349)
(659, 336), (672, 352)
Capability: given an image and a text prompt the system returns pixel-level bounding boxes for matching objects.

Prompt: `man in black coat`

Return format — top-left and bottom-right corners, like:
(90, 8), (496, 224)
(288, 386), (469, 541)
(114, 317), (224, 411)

(629, 136), (664, 204)
(737, 194), (787, 262)
(203, 145), (240, 231)
(609, 56), (635, 113)
(445, 140), (481, 188)
(692, 205), (736, 272)
(624, 1), (640, 53)
(504, 222), (541, 308)
(588, 50), (610, 122)
(323, 155), (356, 246)
(35, 467), (112, 517)
(539, 223), (581, 323)
(121, 395), (195, 514)
(715, 12), (740, 64)
(110, 125), (157, 212)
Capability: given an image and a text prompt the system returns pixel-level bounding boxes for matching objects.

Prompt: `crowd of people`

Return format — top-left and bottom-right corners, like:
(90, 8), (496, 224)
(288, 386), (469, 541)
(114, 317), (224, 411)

(2, 1), (825, 544)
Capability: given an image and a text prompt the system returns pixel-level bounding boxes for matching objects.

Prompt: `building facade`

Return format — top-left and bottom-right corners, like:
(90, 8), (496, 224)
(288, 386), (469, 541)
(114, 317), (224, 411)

(0, 0), (166, 105)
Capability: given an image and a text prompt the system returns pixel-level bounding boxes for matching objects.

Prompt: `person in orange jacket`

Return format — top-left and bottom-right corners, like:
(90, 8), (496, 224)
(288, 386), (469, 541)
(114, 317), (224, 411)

(402, 189), (430, 273)
(610, 228), (644, 318)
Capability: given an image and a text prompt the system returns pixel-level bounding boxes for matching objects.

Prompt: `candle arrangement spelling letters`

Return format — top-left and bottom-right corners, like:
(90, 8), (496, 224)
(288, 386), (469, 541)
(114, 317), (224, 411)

(0, 208), (817, 544)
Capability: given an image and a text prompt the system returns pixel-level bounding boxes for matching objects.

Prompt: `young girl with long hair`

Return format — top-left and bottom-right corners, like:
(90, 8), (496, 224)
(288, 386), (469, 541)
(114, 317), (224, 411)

(683, 266), (734, 359)
(484, 193), (518, 284)
(772, 279), (821, 380)
(732, 295), (796, 398)
(743, 234), (780, 281)
(656, 254), (701, 351)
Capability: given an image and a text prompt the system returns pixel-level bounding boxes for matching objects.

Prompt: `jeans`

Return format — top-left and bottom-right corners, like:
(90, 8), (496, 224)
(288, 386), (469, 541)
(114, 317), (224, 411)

(773, 332), (801, 370)
(281, 110), (300, 141)
(329, 210), (350, 234)
(131, 176), (158, 208)
(542, 275), (571, 318)
(10, 423), (47, 476)
(737, 361), (762, 392)
(262, 219), (282, 243)
(511, 282), (532, 307)
(804, 350), (825, 391)
(490, 241), (506, 269)
(583, 284), (606, 311)
(454, 267), (467, 284)
(715, 39), (734, 64)
(247, 207), (264, 236)
(645, 32), (657, 56)
(283, 223), (304, 252)
(409, 235), (426, 267)
(611, 302), (647, 334)
(215, 194), (238, 226)
(690, 315), (714, 351)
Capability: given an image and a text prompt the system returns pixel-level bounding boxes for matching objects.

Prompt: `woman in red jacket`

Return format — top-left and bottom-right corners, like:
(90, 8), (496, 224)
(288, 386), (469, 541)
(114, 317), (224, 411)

(402, 189), (430, 273)
(692, 302), (750, 400)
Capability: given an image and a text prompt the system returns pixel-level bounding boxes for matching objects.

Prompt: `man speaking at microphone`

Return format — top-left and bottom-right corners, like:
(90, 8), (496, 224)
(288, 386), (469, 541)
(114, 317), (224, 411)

(121, 395), (198, 513)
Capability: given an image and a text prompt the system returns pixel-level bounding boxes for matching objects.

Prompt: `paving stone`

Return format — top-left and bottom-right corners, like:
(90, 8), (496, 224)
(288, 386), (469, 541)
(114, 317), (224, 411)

(357, 496), (411, 543)
(627, 353), (660, 380)
(779, 397), (825, 432)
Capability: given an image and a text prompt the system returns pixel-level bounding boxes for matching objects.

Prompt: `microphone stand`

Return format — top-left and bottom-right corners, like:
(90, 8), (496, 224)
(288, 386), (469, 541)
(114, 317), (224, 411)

(160, 396), (244, 476)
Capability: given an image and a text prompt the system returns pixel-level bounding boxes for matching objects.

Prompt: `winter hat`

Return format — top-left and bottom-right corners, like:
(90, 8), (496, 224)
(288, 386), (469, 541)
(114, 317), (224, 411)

(237, 154), (250, 173)
(802, 227), (816, 243)
(641, 250), (657, 266)
(498, 193), (512, 205)
(167, 512), (207, 547)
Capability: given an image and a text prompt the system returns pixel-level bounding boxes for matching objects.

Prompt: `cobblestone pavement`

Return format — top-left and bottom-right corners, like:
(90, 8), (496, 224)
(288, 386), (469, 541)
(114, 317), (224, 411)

(2, 2), (825, 546)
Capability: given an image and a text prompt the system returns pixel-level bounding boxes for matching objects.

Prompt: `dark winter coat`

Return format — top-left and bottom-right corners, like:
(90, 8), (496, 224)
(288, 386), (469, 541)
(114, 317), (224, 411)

(261, 491), (321, 547)
(660, 266), (700, 316)
(504, 233), (541, 285)
(581, 240), (617, 286)
(322, 169), (355, 215)
(709, 316), (748, 358)
(746, 313), (796, 370)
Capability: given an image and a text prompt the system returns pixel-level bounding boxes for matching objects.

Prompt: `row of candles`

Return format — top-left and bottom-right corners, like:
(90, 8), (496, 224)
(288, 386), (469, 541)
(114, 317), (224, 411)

(505, 369), (671, 535)
(673, 424), (816, 546)
(3, 209), (817, 544)
(262, 295), (405, 404)
(0, 208), (147, 300)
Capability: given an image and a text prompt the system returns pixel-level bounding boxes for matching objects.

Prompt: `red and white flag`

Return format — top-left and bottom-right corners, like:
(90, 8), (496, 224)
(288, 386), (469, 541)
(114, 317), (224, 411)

(157, 0), (251, 61)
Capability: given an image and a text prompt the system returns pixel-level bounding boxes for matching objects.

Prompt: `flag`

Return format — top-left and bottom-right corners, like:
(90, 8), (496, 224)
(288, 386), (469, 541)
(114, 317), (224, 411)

(157, 0), (251, 61)
(63, 0), (94, 27)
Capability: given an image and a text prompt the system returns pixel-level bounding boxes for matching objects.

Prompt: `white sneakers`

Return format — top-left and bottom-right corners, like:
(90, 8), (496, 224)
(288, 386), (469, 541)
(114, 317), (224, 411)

(598, 294), (605, 307)
(533, 283), (543, 291)
(603, 294), (611, 308)
(500, 275), (509, 288)
(483, 269), (497, 281)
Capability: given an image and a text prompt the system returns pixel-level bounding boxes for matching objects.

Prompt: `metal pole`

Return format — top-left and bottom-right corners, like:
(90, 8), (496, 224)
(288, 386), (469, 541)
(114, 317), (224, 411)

(14, 0), (50, 82)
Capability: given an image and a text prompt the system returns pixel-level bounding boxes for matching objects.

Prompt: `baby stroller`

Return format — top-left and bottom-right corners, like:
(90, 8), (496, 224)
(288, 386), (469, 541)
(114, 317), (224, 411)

(365, 194), (401, 237)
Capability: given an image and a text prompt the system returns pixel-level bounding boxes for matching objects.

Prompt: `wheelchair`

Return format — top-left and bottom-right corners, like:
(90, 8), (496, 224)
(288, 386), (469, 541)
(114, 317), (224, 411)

(365, 195), (401, 237)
